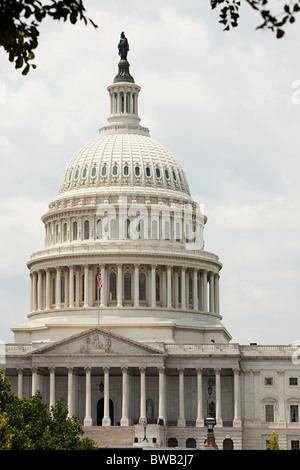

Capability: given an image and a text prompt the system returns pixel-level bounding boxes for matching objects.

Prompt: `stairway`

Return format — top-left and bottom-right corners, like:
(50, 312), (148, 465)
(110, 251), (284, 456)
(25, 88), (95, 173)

(83, 426), (135, 448)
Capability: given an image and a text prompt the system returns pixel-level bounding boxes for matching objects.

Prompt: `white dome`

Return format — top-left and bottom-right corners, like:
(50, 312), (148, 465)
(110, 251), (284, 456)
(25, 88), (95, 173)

(58, 132), (191, 196)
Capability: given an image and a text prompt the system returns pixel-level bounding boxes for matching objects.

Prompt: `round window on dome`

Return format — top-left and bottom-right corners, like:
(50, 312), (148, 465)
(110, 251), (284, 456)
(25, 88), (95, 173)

(146, 167), (151, 177)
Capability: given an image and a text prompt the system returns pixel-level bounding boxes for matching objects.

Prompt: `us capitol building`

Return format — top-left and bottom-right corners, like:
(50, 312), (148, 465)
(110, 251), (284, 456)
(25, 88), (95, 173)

(2, 34), (300, 450)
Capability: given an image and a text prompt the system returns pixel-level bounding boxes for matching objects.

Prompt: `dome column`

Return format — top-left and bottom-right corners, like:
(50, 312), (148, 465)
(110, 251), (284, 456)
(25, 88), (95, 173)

(151, 265), (156, 308)
(45, 268), (51, 310)
(56, 268), (61, 309)
(69, 266), (74, 308)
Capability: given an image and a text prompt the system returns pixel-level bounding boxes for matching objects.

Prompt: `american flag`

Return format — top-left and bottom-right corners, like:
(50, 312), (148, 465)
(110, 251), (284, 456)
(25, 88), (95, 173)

(97, 269), (102, 290)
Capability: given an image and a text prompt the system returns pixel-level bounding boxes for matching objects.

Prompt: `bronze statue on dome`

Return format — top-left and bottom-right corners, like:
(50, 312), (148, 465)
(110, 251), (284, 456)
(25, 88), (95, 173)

(118, 32), (129, 60)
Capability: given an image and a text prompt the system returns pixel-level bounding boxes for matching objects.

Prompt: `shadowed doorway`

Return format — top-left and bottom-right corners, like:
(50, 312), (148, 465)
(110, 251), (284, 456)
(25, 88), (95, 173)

(97, 397), (114, 425)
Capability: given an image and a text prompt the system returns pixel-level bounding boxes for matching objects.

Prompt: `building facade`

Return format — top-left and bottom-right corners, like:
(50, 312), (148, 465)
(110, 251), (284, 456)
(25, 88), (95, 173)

(2, 37), (300, 450)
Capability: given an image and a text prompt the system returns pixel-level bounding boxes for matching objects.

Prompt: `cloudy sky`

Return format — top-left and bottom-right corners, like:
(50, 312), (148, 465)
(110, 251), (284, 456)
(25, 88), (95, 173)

(0, 0), (300, 345)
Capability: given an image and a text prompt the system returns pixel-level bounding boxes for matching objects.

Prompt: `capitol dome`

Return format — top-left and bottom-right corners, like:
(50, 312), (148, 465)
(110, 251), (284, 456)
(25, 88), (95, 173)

(12, 41), (231, 346)
(58, 133), (191, 198)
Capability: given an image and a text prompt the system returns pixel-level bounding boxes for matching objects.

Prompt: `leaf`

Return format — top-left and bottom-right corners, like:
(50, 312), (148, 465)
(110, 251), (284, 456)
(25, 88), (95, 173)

(276, 28), (285, 38)
(22, 64), (30, 75)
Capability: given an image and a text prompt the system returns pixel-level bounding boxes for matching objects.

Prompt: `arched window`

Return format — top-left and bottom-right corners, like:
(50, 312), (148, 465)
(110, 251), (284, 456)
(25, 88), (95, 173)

(135, 166), (140, 176)
(63, 223), (67, 242)
(138, 219), (144, 239)
(139, 273), (146, 301)
(168, 438), (178, 448)
(151, 219), (158, 240)
(84, 220), (89, 240)
(101, 166), (107, 177)
(146, 167), (151, 177)
(96, 219), (102, 239)
(175, 221), (181, 241)
(124, 272), (131, 301)
(124, 218), (130, 239)
(110, 219), (117, 239)
(186, 438), (196, 449)
(124, 165), (129, 176)
(112, 165), (118, 176)
(73, 221), (78, 241)
(164, 220), (170, 240)
(109, 272), (116, 301)
(91, 166), (97, 177)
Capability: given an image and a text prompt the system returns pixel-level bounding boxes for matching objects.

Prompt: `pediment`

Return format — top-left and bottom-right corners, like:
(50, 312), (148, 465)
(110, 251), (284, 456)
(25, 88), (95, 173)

(31, 328), (165, 357)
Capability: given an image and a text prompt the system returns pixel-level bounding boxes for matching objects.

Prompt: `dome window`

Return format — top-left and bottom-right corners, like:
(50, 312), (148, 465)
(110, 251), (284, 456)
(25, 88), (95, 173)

(101, 166), (107, 177)
(156, 168), (161, 178)
(135, 166), (140, 176)
(112, 165), (118, 176)
(172, 170), (177, 181)
(68, 170), (72, 181)
(91, 166), (97, 177)
(165, 169), (169, 179)
(124, 165), (129, 176)
(82, 168), (87, 178)
(75, 169), (79, 180)
(146, 167), (151, 177)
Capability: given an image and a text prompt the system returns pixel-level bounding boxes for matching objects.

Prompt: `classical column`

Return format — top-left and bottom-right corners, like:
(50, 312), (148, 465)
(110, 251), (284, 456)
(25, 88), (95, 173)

(31, 367), (38, 396)
(56, 267), (61, 309)
(134, 264), (139, 307)
(117, 264), (123, 307)
(193, 268), (198, 311)
(178, 368), (186, 426)
(214, 274), (220, 314)
(158, 367), (166, 425)
(209, 272), (215, 313)
(233, 369), (242, 427)
(181, 267), (186, 309)
(202, 270), (208, 311)
(151, 265), (156, 308)
(252, 370), (260, 422)
(215, 368), (222, 426)
(17, 369), (23, 399)
(121, 367), (129, 426)
(196, 368), (204, 426)
(84, 265), (89, 308)
(102, 367), (111, 426)
(37, 270), (43, 311)
(278, 369), (286, 426)
(67, 367), (74, 418)
(84, 367), (93, 426)
(49, 367), (55, 410)
(167, 265), (172, 308)
(69, 265), (74, 308)
(45, 268), (51, 310)
(139, 367), (146, 423)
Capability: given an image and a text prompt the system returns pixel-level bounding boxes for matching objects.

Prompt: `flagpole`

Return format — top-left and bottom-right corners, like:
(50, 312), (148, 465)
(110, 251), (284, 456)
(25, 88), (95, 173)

(97, 280), (100, 326)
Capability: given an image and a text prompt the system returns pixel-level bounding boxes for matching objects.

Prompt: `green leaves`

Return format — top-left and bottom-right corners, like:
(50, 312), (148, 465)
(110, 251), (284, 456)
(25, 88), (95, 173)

(210, 0), (300, 38)
(0, 0), (98, 76)
(0, 370), (97, 450)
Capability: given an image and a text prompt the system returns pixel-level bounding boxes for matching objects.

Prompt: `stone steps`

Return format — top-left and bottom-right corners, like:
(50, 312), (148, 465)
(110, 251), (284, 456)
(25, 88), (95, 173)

(83, 426), (135, 448)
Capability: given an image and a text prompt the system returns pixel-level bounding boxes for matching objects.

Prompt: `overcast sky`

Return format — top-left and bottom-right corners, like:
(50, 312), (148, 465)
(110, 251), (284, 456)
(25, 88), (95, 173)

(0, 0), (300, 345)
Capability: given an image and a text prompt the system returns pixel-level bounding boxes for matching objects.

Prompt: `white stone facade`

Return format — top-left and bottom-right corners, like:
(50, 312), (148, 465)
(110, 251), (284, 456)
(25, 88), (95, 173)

(2, 48), (300, 450)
